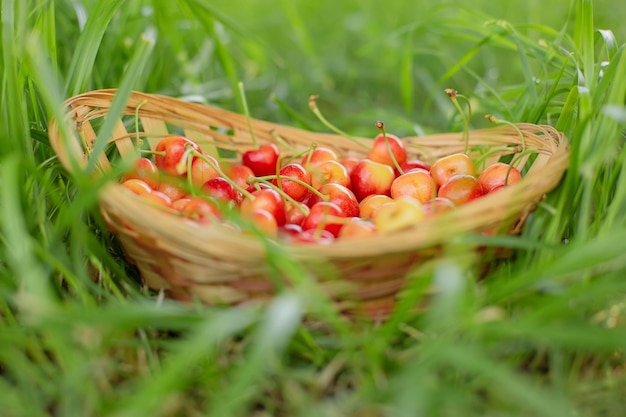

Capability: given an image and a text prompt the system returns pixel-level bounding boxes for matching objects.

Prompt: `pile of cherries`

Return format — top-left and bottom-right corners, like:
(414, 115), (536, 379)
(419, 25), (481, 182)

(120, 130), (522, 244)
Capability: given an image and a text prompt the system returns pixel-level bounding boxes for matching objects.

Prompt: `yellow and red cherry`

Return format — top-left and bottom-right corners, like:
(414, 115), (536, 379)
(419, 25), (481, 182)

(477, 162), (522, 193)
(154, 135), (201, 176)
(373, 197), (425, 233)
(121, 178), (153, 195)
(190, 154), (221, 187)
(390, 169), (437, 204)
(437, 174), (484, 206)
(309, 159), (351, 190)
(122, 157), (160, 189)
(358, 194), (394, 219)
(302, 201), (346, 237)
(308, 183), (359, 218)
(350, 159), (395, 201)
(367, 132), (407, 168)
(430, 153), (476, 188)
(240, 188), (286, 226)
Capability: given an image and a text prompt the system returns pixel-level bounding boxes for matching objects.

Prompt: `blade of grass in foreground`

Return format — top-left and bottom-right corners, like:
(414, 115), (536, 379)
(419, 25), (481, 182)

(64, 0), (126, 96)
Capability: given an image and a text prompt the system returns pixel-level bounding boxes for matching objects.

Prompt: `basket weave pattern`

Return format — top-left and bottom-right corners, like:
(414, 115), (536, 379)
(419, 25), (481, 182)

(49, 89), (570, 318)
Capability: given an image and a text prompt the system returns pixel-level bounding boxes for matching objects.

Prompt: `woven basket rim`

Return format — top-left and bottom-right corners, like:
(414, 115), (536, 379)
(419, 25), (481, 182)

(48, 89), (570, 259)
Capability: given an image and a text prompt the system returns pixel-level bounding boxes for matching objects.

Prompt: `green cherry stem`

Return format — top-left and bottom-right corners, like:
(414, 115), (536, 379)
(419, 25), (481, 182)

(270, 130), (296, 153)
(308, 95), (369, 149)
(376, 121), (404, 175)
(445, 88), (471, 155)
(189, 148), (255, 201)
(485, 114), (527, 152)
(249, 178), (310, 215)
(134, 99), (148, 150)
(252, 174), (330, 202)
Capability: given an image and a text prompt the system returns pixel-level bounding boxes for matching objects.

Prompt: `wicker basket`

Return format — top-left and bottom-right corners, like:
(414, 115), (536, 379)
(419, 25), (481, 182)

(48, 89), (569, 318)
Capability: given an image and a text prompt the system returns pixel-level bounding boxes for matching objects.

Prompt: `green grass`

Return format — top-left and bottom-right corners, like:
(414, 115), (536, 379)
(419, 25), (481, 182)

(2, 0), (626, 416)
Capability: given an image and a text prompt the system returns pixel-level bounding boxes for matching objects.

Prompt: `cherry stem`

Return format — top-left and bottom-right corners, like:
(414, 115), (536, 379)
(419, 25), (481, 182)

(302, 143), (317, 170)
(251, 178), (310, 215)
(485, 114), (527, 152)
(308, 95), (368, 149)
(270, 130), (296, 153)
(252, 174), (329, 202)
(186, 151), (195, 196)
(376, 121), (404, 175)
(445, 88), (471, 155)
(189, 148), (255, 200)
(140, 149), (166, 157)
(282, 143), (317, 166)
(134, 99), (148, 151)
(238, 81), (258, 149)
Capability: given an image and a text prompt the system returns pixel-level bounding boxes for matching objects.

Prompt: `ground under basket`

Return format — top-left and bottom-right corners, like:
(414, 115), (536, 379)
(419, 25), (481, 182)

(48, 89), (570, 319)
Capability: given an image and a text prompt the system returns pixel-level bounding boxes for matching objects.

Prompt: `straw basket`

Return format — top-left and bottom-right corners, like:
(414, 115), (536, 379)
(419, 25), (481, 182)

(48, 89), (570, 319)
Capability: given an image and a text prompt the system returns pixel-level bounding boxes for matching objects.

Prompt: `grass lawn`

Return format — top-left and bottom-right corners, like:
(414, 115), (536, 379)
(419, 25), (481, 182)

(1, 0), (626, 416)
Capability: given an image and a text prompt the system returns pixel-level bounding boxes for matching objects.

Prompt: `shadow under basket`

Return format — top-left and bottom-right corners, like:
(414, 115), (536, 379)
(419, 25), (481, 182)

(48, 89), (570, 319)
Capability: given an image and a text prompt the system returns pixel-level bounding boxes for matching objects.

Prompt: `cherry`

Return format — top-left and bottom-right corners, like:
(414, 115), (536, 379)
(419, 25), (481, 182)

(349, 159), (395, 202)
(246, 209), (279, 238)
(202, 177), (242, 205)
(368, 132), (407, 168)
(302, 201), (346, 237)
(121, 179), (152, 195)
(225, 164), (255, 189)
(422, 197), (456, 217)
(308, 183), (359, 218)
(309, 159), (351, 190)
(273, 163), (312, 202)
(438, 174), (484, 206)
(156, 181), (186, 201)
(390, 169), (437, 204)
(373, 197), (424, 233)
(358, 194), (394, 219)
(190, 154), (221, 187)
(154, 135), (201, 176)
(285, 201), (310, 226)
(430, 153), (476, 188)
(477, 162), (522, 193)
(338, 218), (377, 239)
(122, 157), (160, 189)
(181, 196), (222, 224)
(242, 143), (280, 177)
(240, 188), (286, 226)
(301, 146), (338, 167)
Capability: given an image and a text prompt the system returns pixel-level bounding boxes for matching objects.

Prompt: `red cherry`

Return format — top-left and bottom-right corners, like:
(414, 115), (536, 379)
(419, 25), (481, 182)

(156, 182), (186, 201)
(225, 164), (255, 189)
(273, 163), (312, 202)
(285, 201), (310, 226)
(154, 136), (201, 176)
(309, 183), (359, 218)
(242, 143), (280, 177)
(240, 188), (286, 226)
(302, 201), (346, 237)
(400, 158), (431, 174)
(422, 197), (456, 217)
(367, 133), (407, 168)
(349, 159), (395, 201)
(339, 156), (360, 176)
(292, 228), (336, 244)
(181, 197), (222, 224)
(202, 177), (242, 205)
(246, 209), (279, 238)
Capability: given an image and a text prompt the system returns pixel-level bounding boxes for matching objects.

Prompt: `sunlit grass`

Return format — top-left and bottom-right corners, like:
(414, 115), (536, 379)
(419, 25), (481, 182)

(1, 0), (626, 416)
